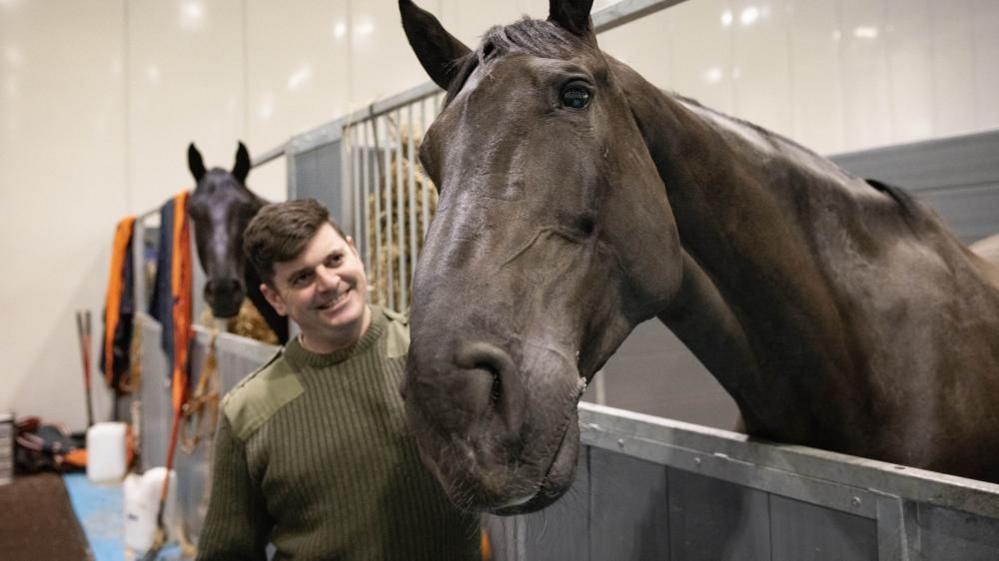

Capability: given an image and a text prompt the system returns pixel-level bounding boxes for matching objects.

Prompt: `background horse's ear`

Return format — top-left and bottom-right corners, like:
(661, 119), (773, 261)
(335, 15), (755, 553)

(188, 143), (206, 183)
(399, 0), (471, 90)
(548, 0), (595, 37)
(232, 141), (251, 184)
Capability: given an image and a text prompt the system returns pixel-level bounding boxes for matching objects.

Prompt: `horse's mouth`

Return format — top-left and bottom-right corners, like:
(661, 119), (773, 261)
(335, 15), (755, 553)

(209, 302), (242, 319)
(487, 411), (579, 515)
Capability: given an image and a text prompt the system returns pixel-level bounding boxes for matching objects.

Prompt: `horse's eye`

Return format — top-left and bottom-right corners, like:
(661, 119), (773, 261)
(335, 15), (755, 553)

(561, 84), (591, 109)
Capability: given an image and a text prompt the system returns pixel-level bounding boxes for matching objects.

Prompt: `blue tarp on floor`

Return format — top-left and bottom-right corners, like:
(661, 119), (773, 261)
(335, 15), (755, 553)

(63, 473), (185, 561)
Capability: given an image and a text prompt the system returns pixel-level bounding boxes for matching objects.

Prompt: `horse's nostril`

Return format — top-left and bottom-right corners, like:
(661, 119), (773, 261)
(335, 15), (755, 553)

(454, 341), (525, 434)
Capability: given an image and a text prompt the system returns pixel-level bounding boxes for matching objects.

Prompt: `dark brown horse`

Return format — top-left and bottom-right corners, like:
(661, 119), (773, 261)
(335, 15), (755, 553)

(398, 0), (999, 514)
(186, 142), (288, 343)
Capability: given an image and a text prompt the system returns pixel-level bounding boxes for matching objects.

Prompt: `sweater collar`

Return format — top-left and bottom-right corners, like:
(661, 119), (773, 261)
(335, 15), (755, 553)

(284, 306), (386, 368)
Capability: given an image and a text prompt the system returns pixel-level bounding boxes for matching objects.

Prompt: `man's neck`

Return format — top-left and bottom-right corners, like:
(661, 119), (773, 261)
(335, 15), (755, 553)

(298, 305), (373, 355)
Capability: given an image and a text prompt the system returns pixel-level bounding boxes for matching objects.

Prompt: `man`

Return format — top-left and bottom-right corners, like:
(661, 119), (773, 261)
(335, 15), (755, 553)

(196, 199), (481, 561)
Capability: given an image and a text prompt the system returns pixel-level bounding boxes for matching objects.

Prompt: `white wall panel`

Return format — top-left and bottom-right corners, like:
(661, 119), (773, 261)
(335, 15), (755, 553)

(245, 0), (349, 202)
(126, 0), (245, 212)
(884, 0), (933, 143)
(730, 0), (793, 139)
(972, 0), (999, 130)
(840, 0), (892, 150)
(786, 0), (845, 154)
(930, 0), (976, 137)
(665, 0), (735, 115)
(349, 0), (428, 109)
(599, 9), (674, 90)
(0, 0), (125, 428)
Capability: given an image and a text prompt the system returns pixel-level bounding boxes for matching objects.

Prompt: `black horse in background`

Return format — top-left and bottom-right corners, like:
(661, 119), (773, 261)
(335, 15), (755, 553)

(186, 142), (288, 344)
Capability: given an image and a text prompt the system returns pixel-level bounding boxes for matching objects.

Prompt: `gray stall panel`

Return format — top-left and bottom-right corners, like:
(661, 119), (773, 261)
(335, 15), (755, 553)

(667, 468), (770, 561)
(770, 495), (877, 561)
(589, 448), (669, 561)
(913, 503), (999, 561)
(139, 316), (169, 471)
(291, 141), (344, 224)
(520, 450), (591, 561)
(137, 313), (278, 540)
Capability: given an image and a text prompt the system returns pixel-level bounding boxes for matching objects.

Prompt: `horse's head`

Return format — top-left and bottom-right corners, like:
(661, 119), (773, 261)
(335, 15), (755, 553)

(186, 142), (264, 319)
(400, 0), (682, 513)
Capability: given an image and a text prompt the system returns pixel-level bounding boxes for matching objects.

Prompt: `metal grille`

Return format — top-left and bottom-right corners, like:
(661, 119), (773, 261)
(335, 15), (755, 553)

(342, 92), (445, 312)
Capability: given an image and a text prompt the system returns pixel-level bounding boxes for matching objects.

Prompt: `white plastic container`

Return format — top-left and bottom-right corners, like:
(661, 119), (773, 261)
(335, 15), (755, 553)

(86, 422), (128, 483)
(124, 467), (178, 553)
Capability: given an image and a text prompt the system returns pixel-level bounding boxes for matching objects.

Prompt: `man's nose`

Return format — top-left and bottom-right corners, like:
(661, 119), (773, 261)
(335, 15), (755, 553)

(316, 266), (341, 290)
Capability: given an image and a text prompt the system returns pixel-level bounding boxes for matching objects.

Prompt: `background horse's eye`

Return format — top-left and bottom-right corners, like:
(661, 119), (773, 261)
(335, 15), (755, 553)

(561, 84), (591, 109)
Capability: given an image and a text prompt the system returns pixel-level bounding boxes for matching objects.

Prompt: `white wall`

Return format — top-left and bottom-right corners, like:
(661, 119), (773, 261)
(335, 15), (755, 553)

(1, 0), (997, 431)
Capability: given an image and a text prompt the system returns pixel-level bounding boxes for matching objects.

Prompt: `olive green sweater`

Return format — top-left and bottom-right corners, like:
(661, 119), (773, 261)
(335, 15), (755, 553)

(196, 306), (481, 561)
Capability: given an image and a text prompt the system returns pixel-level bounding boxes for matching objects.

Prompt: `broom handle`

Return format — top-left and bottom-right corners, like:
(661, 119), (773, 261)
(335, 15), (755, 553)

(75, 311), (95, 428)
(84, 310), (95, 428)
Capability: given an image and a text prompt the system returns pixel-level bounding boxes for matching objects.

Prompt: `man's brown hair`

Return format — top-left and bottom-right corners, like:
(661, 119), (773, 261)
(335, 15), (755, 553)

(243, 199), (348, 286)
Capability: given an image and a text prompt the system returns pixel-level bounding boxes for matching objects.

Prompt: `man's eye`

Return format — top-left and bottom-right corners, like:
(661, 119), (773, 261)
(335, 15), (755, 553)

(326, 255), (343, 267)
(291, 274), (311, 287)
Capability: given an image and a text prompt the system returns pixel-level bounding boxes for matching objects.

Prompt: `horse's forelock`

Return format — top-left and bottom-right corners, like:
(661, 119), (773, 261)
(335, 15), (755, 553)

(442, 19), (592, 103)
(483, 18), (584, 59)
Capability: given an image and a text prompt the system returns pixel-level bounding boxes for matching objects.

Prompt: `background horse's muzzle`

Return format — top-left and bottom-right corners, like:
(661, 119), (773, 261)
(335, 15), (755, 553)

(204, 277), (245, 318)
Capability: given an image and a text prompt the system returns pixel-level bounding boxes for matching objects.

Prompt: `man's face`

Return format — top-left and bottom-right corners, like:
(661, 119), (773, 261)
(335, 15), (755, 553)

(261, 223), (370, 352)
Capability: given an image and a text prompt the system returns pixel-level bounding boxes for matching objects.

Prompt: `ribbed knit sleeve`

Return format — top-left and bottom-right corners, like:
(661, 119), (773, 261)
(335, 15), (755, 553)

(195, 414), (272, 561)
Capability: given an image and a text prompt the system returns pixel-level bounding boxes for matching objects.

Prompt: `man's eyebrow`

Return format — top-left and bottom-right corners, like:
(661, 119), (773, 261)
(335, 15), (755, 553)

(285, 265), (314, 282)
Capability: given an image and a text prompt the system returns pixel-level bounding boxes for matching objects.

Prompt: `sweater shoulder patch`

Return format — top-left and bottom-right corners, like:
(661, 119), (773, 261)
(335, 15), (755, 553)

(382, 309), (411, 359)
(222, 350), (303, 441)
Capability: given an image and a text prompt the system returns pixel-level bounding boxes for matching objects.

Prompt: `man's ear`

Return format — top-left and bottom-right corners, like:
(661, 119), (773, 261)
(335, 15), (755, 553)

(260, 283), (288, 317)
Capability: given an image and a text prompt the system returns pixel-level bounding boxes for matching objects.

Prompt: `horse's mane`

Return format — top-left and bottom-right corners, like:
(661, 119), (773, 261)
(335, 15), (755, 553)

(670, 93), (921, 218)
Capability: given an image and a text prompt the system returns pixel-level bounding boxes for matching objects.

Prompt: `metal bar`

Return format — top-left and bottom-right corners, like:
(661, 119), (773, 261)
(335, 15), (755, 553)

(395, 109), (409, 311)
(578, 403), (999, 520)
(346, 81), (442, 124)
(133, 218), (147, 316)
(137, 207), (160, 220)
(592, 0), (690, 34)
(355, 122), (374, 274)
(369, 120), (382, 305)
(251, 142), (287, 168)
(351, 125), (363, 255)
(420, 98), (431, 241)
(382, 117), (396, 311)
(407, 104), (418, 280)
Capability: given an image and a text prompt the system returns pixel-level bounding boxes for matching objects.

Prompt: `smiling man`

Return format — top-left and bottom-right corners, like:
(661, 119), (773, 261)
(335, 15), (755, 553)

(195, 199), (481, 561)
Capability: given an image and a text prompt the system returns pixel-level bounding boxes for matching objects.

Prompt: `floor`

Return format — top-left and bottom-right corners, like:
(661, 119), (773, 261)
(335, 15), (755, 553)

(63, 473), (187, 561)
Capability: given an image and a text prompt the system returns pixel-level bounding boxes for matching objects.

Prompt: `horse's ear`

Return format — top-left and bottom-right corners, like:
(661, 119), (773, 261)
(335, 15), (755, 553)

(399, 0), (471, 90)
(188, 143), (206, 183)
(233, 141), (251, 184)
(548, 0), (595, 37)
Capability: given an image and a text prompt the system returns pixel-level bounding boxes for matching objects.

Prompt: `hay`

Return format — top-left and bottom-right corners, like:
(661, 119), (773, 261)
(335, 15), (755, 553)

(196, 299), (279, 345)
(365, 125), (438, 311)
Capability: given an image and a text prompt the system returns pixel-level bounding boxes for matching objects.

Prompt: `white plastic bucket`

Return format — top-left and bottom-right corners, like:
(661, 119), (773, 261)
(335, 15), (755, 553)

(85, 422), (128, 483)
(124, 467), (178, 553)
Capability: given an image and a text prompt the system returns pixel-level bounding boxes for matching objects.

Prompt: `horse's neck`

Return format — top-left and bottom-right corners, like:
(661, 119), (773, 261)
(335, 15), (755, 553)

(615, 60), (883, 444)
